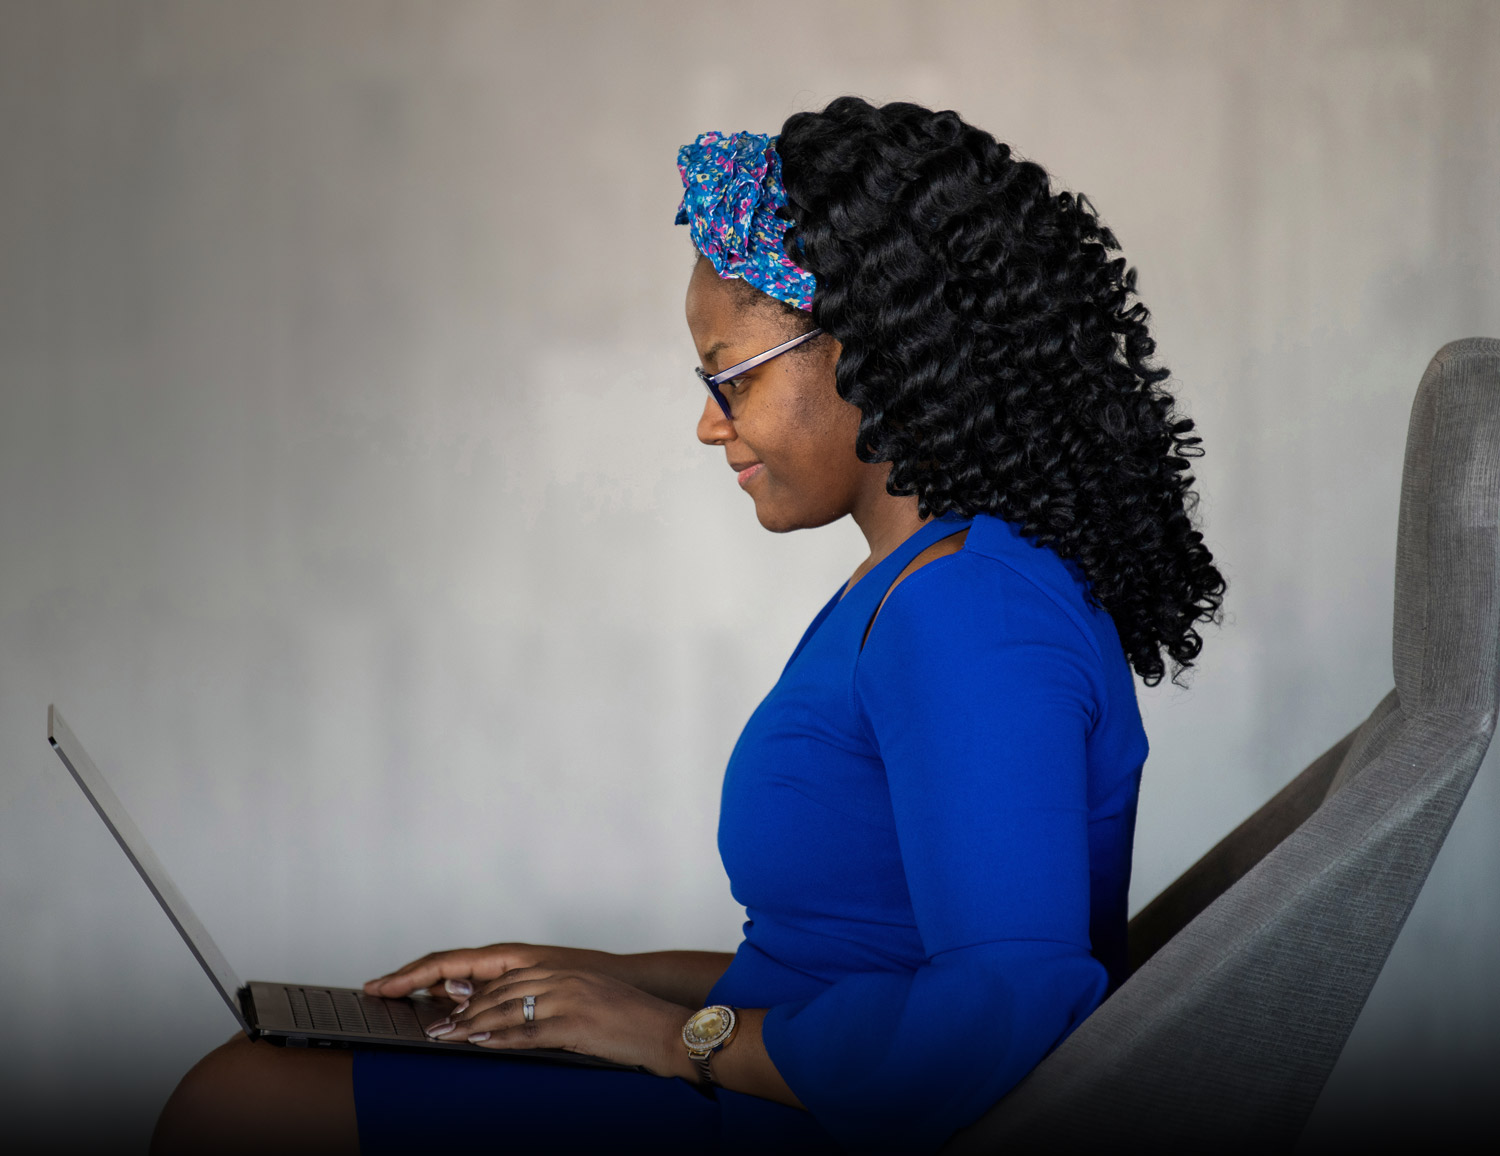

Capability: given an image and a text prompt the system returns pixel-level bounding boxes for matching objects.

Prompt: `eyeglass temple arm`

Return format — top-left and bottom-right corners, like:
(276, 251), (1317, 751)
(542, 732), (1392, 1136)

(705, 328), (824, 386)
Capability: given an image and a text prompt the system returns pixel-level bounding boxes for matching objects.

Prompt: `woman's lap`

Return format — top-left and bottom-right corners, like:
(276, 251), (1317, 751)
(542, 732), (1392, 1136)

(351, 1048), (839, 1154)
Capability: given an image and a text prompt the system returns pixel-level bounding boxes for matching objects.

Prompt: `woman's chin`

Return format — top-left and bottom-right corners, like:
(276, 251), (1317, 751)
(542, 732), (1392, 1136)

(750, 492), (804, 534)
(753, 504), (800, 534)
(752, 497), (842, 535)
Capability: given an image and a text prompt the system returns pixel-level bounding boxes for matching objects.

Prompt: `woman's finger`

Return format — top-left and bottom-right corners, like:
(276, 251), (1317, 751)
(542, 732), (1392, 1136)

(437, 977), (557, 1038)
(472, 965), (554, 999)
(467, 1013), (574, 1051)
(456, 991), (545, 1034)
(363, 949), (500, 998)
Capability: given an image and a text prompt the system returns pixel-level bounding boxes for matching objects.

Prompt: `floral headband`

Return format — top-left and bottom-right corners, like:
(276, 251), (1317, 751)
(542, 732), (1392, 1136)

(674, 131), (818, 312)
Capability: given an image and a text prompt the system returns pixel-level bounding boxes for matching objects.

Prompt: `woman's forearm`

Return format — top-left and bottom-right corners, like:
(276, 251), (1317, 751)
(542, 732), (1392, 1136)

(656, 1007), (802, 1108)
(609, 949), (735, 1007)
(603, 954), (803, 1106)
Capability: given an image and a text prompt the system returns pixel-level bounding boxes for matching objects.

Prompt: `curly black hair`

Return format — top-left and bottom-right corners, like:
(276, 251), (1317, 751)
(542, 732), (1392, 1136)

(776, 97), (1224, 686)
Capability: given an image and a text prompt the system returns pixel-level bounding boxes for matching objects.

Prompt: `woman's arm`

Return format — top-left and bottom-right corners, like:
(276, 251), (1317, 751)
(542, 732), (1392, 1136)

(748, 557), (1126, 1150)
(365, 944), (733, 1008)
(608, 949), (736, 1007)
(657, 1007), (802, 1107)
(433, 966), (802, 1108)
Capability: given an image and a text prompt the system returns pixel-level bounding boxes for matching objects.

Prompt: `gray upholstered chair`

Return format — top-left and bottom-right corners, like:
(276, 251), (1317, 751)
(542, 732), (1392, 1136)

(945, 337), (1500, 1153)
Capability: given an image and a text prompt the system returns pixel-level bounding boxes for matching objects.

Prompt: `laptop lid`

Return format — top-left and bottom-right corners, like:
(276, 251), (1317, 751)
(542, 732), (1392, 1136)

(47, 705), (251, 1034)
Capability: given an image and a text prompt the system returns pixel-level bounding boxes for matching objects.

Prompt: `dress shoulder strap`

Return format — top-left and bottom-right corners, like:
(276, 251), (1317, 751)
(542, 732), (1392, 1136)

(848, 516), (973, 647)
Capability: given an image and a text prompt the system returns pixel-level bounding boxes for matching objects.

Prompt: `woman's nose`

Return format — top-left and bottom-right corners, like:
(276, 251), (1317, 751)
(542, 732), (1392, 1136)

(697, 393), (734, 445)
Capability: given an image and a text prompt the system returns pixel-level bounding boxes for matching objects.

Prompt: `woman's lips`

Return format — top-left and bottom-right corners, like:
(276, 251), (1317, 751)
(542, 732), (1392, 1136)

(736, 463), (764, 488)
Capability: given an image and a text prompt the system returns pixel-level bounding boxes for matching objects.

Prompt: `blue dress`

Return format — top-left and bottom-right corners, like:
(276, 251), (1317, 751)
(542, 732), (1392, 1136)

(353, 514), (1147, 1153)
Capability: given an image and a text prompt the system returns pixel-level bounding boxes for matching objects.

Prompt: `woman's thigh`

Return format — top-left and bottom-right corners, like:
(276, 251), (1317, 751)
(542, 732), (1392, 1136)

(154, 1038), (832, 1154)
(353, 1050), (841, 1154)
(353, 1048), (723, 1155)
(152, 1033), (356, 1155)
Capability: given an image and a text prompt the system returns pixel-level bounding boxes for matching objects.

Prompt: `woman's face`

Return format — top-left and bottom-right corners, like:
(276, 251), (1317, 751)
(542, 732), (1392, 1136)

(685, 258), (879, 533)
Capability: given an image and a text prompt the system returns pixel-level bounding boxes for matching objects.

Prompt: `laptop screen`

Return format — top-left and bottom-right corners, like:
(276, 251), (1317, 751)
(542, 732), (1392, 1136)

(48, 705), (250, 1033)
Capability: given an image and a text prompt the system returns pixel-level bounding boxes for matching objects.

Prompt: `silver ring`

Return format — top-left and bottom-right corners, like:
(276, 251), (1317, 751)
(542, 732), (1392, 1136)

(522, 994), (536, 1023)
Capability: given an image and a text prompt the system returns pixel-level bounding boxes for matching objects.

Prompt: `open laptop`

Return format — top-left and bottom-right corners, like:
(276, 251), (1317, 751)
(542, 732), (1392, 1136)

(47, 704), (631, 1069)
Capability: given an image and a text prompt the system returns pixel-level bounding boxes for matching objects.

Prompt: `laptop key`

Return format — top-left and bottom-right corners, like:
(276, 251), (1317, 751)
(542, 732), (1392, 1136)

(332, 990), (370, 1034)
(358, 994), (396, 1036)
(285, 987), (313, 1030)
(385, 998), (426, 1040)
(302, 988), (342, 1032)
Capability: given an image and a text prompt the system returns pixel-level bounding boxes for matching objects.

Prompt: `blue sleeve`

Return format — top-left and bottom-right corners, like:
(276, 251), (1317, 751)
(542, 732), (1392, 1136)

(761, 555), (1111, 1153)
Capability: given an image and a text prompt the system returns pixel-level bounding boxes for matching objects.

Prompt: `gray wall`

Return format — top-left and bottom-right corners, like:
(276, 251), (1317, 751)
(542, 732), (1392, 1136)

(2, 0), (1496, 1149)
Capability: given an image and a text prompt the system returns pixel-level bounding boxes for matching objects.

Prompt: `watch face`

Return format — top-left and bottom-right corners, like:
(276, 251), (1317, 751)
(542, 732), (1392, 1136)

(683, 1006), (735, 1049)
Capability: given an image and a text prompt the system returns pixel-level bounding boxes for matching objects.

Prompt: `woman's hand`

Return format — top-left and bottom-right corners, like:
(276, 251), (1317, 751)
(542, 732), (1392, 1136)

(423, 966), (696, 1079)
(363, 944), (616, 1002)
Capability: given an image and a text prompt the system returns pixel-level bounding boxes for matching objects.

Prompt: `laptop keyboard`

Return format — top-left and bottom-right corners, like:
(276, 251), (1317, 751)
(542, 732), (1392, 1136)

(284, 986), (428, 1040)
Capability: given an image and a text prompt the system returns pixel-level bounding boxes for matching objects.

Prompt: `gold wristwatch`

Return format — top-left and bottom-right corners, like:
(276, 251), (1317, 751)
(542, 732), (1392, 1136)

(681, 1005), (738, 1085)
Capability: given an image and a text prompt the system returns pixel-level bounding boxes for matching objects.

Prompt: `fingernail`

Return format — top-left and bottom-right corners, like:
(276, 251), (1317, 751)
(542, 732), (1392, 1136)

(468, 1032), (491, 1043)
(452, 1000), (469, 1015)
(444, 979), (473, 998)
(425, 1020), (456, 1038)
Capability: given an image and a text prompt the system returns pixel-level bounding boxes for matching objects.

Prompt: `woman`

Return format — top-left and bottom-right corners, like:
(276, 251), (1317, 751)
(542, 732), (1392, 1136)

(153, 97), (1223, 1155)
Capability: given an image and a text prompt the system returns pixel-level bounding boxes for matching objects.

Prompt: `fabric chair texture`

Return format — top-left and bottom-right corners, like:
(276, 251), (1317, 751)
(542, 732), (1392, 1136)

(944, 337), (1500, 1153)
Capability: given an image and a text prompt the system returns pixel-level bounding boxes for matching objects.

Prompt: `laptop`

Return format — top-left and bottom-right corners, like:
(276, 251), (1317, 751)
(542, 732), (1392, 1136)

(47, 704), (632, 1069)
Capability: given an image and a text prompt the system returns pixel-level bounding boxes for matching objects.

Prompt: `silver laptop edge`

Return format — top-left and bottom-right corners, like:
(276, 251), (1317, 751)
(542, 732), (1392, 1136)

(48, 704), (252, 1034)
(46, 705), (635, 1069)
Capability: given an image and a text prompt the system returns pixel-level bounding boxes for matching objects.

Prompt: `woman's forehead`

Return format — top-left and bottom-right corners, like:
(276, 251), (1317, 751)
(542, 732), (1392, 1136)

(685, 256), (738, 317)
(686, 265), (786, 361)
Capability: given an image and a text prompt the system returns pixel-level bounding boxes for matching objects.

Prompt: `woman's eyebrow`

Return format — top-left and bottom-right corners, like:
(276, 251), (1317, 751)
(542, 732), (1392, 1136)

(700, 340), (731, 369)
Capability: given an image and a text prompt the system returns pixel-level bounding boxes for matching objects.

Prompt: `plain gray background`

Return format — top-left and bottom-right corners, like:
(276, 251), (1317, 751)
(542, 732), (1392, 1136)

(2, 1), (1497, 1150)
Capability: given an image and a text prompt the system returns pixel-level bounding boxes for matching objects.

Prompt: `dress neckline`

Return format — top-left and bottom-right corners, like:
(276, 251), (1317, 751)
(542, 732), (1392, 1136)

(783, 515), (974, 672)
(838, 514), (974, 605)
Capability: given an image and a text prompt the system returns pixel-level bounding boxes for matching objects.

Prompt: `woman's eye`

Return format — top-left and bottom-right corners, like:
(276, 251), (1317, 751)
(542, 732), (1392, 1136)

(723, 375), (750, 393)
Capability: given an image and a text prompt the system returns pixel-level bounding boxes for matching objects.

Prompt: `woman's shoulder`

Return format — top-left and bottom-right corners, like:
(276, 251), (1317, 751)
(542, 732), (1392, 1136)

(871, 514), (1109, 662)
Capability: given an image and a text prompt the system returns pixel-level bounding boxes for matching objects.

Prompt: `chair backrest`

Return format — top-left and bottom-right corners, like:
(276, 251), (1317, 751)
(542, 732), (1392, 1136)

(944, 338), (1500, 1153)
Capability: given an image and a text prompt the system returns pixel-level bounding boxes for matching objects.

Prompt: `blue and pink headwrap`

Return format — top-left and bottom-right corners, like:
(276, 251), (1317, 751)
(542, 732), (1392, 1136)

(674, 131), (818, 312)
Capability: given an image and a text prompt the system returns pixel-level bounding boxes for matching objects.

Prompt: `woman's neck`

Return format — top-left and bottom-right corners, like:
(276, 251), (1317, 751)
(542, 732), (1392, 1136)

(845, 475), (927, 593)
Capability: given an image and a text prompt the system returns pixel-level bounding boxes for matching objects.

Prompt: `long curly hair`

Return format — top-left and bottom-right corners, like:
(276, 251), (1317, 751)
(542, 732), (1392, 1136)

(776, 97), (1224, 686)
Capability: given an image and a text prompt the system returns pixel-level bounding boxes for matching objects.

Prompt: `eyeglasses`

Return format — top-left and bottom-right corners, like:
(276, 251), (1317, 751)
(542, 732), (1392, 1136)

(696, 328), (824, 420)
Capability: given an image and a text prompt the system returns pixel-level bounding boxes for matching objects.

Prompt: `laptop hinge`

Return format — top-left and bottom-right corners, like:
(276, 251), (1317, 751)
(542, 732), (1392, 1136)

(239, 986), (261, 1040)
